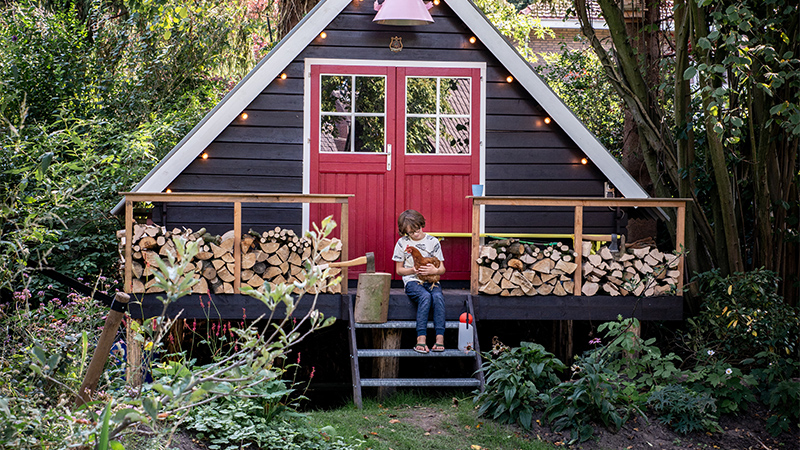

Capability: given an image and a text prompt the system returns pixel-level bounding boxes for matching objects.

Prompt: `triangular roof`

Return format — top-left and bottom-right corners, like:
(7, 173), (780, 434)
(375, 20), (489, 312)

(112, 0), (648, 215)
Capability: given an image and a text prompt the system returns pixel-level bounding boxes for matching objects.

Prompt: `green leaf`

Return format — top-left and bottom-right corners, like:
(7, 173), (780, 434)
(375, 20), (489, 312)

(683, 67), (697, 80)
(98, 402), (112, 450)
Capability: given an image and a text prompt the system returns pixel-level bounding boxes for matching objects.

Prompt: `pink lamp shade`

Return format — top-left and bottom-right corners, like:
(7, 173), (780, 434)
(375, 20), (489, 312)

(373, 0), (434, 26)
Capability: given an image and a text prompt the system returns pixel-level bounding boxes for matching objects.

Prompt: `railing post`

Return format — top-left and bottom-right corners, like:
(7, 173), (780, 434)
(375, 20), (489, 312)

(471, 199), (480, 295)
(676, 203), (686, 293)
(573, 205), (583, 296)
(125, 198), (133, 293)
(340, 200), (349, 295)
(234, 201), (241, 293)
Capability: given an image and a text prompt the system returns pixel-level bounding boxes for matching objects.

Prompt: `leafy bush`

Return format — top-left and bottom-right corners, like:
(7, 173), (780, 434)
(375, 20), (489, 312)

(749, 352), (800, 436)
(543, 353), (644, 444)
(686, 353), (757, 415)
(646, 384), (720, 434)
(474, 341), (565, 429)
(688, 269), (800, 361)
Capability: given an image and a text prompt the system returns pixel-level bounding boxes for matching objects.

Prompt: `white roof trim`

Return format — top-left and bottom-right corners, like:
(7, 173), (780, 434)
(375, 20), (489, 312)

(111, 0), (354, 214)
(113, 0), (647, 214)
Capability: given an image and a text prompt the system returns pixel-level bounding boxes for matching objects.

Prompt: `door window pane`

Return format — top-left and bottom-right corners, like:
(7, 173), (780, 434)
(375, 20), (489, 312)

(439, 117), (470, 154)
(440, 78), (470, 115)
(407, 77), (437, 114)
(406, 117), (436, 154)
(406, 76), (471, 154)
(320, 74), (386, 152)
(355, 77), (385, 113)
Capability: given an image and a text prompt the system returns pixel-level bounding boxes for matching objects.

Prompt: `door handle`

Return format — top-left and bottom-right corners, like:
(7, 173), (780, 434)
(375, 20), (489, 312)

(386, 144), (392, 171)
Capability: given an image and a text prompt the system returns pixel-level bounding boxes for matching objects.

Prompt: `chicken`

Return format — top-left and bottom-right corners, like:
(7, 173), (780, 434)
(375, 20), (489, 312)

(405, 246), (442, 285)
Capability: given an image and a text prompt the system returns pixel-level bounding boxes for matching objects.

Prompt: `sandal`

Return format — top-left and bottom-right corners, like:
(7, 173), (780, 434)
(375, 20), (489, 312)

(413, 343), (429, 354)
(432, 343), (445, 352)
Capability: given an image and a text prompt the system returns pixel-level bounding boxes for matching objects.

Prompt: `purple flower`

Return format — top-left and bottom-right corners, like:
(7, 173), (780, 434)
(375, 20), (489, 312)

(589, 338), (602, 345)
(12, 35), (17, 42)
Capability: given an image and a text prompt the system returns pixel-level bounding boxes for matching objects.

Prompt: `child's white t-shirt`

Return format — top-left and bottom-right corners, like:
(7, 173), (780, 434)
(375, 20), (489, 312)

(392, 233), (444, 286)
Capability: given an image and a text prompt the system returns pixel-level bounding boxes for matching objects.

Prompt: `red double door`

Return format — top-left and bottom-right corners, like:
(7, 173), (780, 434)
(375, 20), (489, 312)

(310, 64), (481, 280)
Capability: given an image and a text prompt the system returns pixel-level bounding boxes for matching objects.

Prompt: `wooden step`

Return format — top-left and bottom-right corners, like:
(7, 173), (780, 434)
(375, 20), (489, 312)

(357, 349), (475, 357)
(360, 378), (481, 388)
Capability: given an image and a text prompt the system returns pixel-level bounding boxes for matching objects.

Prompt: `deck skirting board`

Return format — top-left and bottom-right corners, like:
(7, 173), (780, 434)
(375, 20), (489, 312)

(130, 291), (682, 321)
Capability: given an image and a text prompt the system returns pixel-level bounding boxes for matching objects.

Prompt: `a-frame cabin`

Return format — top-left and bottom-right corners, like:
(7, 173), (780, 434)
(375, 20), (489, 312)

(114, 0), (684, 322)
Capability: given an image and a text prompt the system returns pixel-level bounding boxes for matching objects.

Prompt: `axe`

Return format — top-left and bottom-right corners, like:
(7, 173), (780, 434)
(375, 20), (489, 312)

(316, 252), (375, 273)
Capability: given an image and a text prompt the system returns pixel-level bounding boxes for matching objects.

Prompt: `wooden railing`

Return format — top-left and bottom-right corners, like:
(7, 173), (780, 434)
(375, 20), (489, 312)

(121, 192), (353, 295)
(469, 197), (691, 296)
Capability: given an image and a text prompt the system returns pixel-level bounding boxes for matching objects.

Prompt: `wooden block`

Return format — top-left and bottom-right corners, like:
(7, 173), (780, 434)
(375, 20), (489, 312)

(555, 260), (578, 274)
(247, 274), (264, 288)
(619, 253), (636, 262)
(241, 269), (254, 281)
(553, 282), (567, 296)
(598, 246), (613, 260)
(531, 259), (555, 274)
(196, 251), (213, 261)
(581, 282), (599, 296)
(479, 266), (494, 284)
(260, 241), (280, 253)
(192, 277), (208, 294)
(563, 280), (574, 294)
(241, 252), (257, 270)
(491, 270), (503, 285)
(536, 283), (555, 295)
(582, 241), (592, 256)
(602, 283), (620, 296)
(288, 251), (302, 266)
(632, 247), (650, 259)
(507, 258), (524, 271)
(587, 254), (603, 266)
(217, 268), (235, 283)
(644, 254), (659, 266)
(480, 280), (502, 295)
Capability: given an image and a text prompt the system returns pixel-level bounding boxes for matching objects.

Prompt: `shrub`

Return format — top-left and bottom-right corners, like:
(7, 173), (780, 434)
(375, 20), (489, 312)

(686, 355), (757, 415)
(543, 353), (644, 444)
(688, 269), (800, 361)
(749, 352), (800, 436)
(647, 384), (720, 434)
(474, 341), (565, 429)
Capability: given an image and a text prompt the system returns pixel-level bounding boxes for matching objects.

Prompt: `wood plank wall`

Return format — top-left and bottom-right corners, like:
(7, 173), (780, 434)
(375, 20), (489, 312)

(157, 0), (621, 236)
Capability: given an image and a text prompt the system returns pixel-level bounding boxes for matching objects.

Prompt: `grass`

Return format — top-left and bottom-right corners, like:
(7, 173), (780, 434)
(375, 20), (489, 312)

(306, 391), (555, 450)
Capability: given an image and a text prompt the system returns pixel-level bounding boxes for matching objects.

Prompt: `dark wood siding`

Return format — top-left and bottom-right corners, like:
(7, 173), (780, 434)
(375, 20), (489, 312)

(159, 0), (622, 237)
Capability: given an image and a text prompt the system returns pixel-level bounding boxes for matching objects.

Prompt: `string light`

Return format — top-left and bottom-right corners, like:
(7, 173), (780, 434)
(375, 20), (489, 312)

(506, 76), (514, 83)
(320, 31), (327, 39)
(544, 117), (551, 124)
(581, 158), (588, 165)
(166, 188), (173, 193)
(433, 0), (439, 4)
(280, 73), (287, 80)
(241, 113), (248, 120)
(469, 36), (476, 44)
(202, 152), (209, 159)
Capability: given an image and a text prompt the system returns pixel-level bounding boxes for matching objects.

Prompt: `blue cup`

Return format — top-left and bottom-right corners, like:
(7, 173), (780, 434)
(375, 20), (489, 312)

(472, 184), (484, 196)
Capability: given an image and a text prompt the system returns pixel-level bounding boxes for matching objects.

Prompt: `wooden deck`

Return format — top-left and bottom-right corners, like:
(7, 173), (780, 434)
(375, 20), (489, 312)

(129, 289), (683, 322)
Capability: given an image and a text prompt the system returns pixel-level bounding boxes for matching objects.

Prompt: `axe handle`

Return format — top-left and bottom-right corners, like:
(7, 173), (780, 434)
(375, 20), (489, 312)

(327, 255), (367, 268)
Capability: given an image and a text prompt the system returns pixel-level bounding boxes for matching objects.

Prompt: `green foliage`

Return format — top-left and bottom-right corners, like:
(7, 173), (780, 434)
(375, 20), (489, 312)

(595, 317), (685, 403)
(0, 282), (113, 447)
(474, 341), (565, 429)
(748, 352), (800, 436)
(536, 47), (625, 158)
(685, 355), (757, 415)
(543, 353), (644, 444)
(688, 269), (800, 360)
(0, 0), (273, 294)
(473, 0), (553, 62)
(646, 384), (720, 435)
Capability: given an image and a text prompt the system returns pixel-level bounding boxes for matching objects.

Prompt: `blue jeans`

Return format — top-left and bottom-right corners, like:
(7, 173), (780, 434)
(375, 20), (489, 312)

(405, 281), (445, 338)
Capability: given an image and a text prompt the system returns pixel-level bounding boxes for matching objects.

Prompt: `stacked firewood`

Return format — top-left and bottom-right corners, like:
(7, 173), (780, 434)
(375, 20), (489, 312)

(117, 225), (342, 294)
(476, 238), (679, 297)
(477, 239), (578, 296)
(581, 238), (680, 297)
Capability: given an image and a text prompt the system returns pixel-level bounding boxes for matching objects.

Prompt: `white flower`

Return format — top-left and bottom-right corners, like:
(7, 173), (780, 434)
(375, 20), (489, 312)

(707, 350), (715, 356)
(725, 368), (733, 375)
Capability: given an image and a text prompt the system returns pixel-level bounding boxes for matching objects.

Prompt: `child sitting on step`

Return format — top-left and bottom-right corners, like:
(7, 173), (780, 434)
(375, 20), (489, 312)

(392, 209), (446, 354)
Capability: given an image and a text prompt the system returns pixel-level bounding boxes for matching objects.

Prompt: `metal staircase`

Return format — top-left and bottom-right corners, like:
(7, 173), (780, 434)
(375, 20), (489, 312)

(346, 294), (484, 408)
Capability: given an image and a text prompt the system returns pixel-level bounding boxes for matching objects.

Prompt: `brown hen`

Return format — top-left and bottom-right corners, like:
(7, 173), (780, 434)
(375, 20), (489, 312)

(405, 246), (441, 285)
